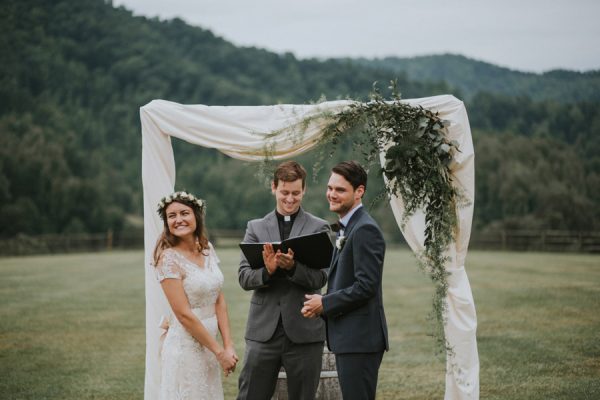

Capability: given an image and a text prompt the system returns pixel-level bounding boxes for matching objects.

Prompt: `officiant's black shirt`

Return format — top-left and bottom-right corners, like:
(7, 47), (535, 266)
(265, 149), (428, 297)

(275, 209), (299, 241)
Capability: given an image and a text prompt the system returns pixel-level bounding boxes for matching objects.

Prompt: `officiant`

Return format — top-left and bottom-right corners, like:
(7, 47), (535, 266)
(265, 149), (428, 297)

(237, 160), (330, 400)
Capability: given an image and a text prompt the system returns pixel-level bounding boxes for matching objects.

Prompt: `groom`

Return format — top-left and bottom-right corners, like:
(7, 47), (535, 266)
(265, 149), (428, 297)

(302, 160), (388, 400)
(237, 161), (329, 400)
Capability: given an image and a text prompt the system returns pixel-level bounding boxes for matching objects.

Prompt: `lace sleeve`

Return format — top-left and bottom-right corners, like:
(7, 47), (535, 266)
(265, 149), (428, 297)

(155, 249), (185, 282)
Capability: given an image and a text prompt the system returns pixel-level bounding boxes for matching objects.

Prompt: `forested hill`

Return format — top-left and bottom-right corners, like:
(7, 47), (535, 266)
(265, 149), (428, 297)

(352, 54), (600, 102)
(0, 0), (447, 237)
(1, 0), (599, 239)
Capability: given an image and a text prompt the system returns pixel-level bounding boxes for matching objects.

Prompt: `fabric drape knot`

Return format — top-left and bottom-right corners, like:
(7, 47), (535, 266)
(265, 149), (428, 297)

(158, 315), (170, 357)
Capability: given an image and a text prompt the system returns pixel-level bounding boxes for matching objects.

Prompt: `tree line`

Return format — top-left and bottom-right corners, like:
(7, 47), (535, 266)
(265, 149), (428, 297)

(1, 0), (598, 240)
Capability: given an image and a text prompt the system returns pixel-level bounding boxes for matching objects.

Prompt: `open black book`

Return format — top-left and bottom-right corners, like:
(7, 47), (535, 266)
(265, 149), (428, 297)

(239, 230), (333, 269)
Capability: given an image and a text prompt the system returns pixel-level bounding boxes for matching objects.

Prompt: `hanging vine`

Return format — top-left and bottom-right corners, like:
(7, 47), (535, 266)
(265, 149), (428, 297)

(265, 81), (468, 351)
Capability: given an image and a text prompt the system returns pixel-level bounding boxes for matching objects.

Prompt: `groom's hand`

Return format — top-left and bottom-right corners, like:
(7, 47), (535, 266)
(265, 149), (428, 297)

(302, 294), (323, 318)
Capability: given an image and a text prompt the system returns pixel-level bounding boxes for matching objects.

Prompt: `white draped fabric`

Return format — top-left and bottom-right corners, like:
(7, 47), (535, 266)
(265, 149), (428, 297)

(140, 95), (478, 400)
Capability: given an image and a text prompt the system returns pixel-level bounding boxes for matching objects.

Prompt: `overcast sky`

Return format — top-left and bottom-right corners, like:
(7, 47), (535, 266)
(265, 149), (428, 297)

(113, 0), (600, 73)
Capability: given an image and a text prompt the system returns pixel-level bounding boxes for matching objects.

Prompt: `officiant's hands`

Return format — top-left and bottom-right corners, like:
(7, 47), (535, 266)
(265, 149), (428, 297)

(276, 248), (295, 270)
(262, 243), (295, 274)
(262, 243), (278, 275)
(302, 294), (323, 318)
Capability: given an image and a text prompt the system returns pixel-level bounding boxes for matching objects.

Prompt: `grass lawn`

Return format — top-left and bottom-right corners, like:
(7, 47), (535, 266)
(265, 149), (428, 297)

(0, 248), (598, 399)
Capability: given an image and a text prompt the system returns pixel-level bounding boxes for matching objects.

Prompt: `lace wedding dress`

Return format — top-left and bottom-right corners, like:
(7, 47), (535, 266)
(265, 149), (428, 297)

(155, 245), (224, 400)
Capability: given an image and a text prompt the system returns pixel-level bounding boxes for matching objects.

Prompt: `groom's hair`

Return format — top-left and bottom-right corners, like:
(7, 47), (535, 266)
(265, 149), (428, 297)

(273, 161), (307, 189)
(332, 160), (367, 193)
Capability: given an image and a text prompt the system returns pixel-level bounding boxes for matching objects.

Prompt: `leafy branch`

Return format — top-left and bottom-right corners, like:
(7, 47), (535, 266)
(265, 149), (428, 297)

(311, 82), (465, 351)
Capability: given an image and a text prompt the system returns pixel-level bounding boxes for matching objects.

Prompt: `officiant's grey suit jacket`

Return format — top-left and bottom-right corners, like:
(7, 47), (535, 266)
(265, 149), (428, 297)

(238, 208), (329, 343)
(322, 206), (389, 354)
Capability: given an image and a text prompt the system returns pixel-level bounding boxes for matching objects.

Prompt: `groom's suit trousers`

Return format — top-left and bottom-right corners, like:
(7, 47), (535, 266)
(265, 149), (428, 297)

(335, 351), (384, 400)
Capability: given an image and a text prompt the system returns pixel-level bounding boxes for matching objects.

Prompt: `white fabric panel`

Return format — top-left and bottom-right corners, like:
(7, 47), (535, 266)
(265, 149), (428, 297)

(140, 94), (478, 400)
(381, 96), (478, 399)
(140, 110), (177, 399)
(141, 99), (353, 161)
(445, 266), (480, 400)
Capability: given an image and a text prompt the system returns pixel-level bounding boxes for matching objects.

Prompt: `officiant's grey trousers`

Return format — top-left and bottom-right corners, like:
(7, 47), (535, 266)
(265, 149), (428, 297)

(237, 322), (323, 400)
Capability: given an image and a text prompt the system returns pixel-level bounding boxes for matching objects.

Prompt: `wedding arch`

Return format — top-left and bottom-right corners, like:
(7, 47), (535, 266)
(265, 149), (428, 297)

(140, 94), (479, 400)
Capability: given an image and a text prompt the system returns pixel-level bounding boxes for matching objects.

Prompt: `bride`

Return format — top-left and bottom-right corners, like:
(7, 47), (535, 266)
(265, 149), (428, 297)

(153, 191), (238, 399)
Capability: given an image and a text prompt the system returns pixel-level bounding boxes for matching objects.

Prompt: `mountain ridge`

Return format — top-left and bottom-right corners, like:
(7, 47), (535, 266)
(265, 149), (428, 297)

(350, 53), (600, 102)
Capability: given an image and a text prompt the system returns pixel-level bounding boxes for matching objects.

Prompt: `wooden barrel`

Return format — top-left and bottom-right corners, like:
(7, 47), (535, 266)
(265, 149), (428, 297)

(271, 345), (341, 399)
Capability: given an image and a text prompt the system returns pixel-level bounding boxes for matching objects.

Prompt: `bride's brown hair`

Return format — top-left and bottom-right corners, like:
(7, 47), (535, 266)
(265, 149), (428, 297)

(153, 197), (209, 266)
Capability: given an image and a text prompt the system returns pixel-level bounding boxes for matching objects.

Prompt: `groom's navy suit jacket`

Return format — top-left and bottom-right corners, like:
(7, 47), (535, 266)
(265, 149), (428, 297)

(322, 206), (389, 354)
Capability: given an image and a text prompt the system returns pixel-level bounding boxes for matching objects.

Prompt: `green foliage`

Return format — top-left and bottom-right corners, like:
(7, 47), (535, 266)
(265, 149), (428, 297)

(474, 135), (596, 231)
(0, 0), (598, 239)
(290, 82), (465, 350)
(0, 0), (447, 238)
(468, 93), (600, 230)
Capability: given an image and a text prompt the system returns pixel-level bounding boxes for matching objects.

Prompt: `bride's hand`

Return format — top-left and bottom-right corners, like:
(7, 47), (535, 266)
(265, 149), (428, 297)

(225, 346), (239, 376)
(217, 347), (238, 376)
(227, 345), (239, 365)
(224, 346), (239, 376)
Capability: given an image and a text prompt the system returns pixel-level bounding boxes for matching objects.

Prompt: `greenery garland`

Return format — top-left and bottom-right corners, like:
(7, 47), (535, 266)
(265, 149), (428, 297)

(320, 82), (467, 351)
(265, 82), (467, 351)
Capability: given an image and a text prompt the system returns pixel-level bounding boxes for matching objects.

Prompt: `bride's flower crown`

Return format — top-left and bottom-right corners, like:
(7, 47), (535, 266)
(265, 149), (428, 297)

(157, 191), (206, 217)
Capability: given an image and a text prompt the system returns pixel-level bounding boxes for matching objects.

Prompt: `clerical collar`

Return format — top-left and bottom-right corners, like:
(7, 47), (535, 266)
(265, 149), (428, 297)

(275, 209), (299, 223)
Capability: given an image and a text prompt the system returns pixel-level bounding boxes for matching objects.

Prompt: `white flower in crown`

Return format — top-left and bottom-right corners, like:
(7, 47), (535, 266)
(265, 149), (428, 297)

(157, 191), (206, 218)
(336, 235), (347, 250)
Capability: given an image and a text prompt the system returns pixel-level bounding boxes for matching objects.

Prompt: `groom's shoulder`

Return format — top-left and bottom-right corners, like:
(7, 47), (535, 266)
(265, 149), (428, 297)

(356, 209), (383, 231)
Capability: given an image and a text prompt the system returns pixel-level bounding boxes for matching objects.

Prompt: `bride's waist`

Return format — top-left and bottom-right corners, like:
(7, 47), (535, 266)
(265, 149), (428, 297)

(190, 304), (216, 320)
(168, 304), (215, 325)
(159, 304), (216, 340)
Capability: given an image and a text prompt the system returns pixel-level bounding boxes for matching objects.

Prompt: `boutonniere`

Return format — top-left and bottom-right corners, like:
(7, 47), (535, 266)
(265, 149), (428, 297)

(335, 235), (347, 250)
